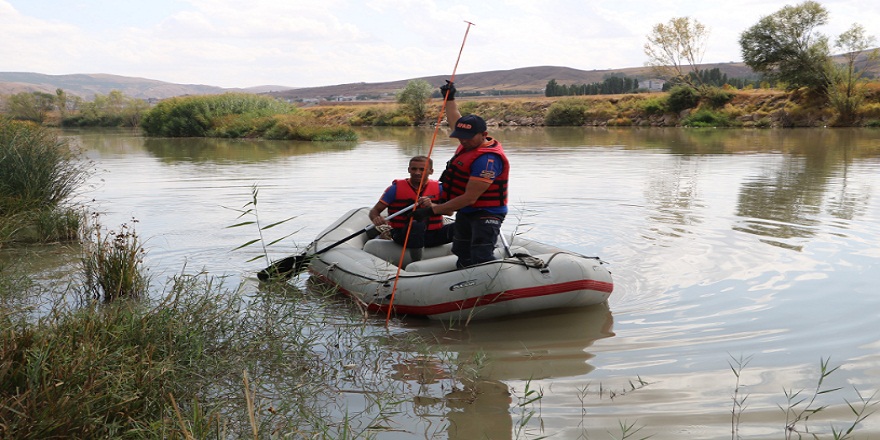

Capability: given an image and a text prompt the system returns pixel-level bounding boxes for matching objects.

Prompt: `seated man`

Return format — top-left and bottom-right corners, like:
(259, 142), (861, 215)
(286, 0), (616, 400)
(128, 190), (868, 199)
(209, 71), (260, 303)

(368, 155), (454, 261)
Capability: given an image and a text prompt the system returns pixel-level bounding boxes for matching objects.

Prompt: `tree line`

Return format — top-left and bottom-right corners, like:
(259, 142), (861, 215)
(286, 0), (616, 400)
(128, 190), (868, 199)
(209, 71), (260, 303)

(0, 89), (148, 126)
(545, 76), (641, 97)
(661, 68), (772, 90)
(544, 68), (770, 97)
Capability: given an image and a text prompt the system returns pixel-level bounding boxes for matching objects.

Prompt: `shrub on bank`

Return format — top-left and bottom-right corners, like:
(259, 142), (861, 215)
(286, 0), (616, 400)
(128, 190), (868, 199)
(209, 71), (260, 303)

(61, 91), (150, 128)
(349, 107), (398, 126)
(299, 85), (880, 129)
(545, 99), (589, 126)
(703, 87), (736, 108)
(607, 117), (634, 126)
(140, 93), (359, 141)
(206, 113), (277, 138)
(141, 93), (295, 137)
(858, 102), (880, 119)
(584, 101), (618, 122)
(640, 96), (668, 115)
(667, 86), (700, 113)
(681, 108), (737, 127)
(264, 114), (358, 141)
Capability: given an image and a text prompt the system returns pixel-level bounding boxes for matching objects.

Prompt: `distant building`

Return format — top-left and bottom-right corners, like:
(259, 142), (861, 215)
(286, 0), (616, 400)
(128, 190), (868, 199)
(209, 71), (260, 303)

(643, 79), (666, 92)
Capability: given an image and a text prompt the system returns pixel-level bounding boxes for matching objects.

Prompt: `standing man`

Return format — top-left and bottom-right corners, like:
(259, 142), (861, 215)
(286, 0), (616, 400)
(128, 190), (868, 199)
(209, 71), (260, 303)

(369, 155), (453, 262)
(413, 81), (510, 268)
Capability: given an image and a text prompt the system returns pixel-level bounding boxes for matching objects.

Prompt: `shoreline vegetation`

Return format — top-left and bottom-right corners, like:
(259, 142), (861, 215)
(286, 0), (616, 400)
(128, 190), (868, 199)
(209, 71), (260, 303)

(4, 84), (880, 142)
(315, 85), (880, 129)
(0, 118), (88, 246)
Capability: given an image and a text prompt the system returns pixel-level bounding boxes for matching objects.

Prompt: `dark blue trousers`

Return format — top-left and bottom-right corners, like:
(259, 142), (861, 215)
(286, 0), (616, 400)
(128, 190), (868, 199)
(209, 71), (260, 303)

(391, 221), (454, 248)
(452, 210), (505, 268)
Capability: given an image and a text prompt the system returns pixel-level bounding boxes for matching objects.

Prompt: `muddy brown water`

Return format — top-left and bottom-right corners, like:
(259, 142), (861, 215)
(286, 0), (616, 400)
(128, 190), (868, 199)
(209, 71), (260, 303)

(14, 126), (880, 439)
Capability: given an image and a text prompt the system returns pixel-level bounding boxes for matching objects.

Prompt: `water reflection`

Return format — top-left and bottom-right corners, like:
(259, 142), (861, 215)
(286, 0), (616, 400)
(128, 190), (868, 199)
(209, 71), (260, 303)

(644, 155), (705, 238)
(403, 302), (613, 380)
(416, 378), (514, 440)
(142, 137), (358, 163)
(388, 303), (613, 439)
(733, 143), (875, 249)
(36, 126), (880, 439)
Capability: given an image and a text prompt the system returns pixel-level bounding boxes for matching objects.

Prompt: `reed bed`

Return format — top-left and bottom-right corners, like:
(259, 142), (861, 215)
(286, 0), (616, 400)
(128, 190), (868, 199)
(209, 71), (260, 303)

(1, 252), (468, 439)
(0, 118), (88, 212)
(0, 274), (332, 437)
(0, 117), (90, 245)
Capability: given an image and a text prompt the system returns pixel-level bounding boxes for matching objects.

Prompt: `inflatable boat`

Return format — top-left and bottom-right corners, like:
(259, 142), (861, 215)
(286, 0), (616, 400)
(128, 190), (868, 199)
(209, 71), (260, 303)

(305, 207), (614, 321)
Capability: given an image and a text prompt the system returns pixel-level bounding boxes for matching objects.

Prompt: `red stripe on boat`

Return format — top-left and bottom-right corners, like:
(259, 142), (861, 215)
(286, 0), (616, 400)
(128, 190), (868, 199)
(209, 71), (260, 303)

(310, 271), (612, 317)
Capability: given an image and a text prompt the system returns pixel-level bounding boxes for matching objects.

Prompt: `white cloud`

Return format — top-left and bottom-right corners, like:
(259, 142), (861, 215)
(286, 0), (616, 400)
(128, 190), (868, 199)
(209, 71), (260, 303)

(1, 0), (878, 88)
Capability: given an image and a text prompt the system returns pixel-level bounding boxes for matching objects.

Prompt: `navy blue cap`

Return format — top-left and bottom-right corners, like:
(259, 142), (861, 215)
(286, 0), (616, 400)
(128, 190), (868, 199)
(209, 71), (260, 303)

(449, 114), (487, 139)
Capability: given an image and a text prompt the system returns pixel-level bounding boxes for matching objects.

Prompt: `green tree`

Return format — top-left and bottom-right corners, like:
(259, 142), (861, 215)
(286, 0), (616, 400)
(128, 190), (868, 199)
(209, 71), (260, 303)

(55, 89), (68, 120)
(6, 92), (56, 123)
(828, 23), (878, 124)
(106, 90), (127, 119)
(644, 16), (709, 89)
(739, 1), (832, 94)
(545, 79), (560, 97)
(396, 80), (432, 122)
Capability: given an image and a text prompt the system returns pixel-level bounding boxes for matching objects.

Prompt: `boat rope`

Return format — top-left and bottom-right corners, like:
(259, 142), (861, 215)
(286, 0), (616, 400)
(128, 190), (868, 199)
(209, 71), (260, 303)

(512, 253), (547, 269)
(386, 20), (475, 326)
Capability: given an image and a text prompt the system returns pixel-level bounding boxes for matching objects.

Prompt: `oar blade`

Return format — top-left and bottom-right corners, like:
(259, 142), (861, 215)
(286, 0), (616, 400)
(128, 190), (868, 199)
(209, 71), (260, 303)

(257, 253), (311, 281)
(256, 204), (415, 282)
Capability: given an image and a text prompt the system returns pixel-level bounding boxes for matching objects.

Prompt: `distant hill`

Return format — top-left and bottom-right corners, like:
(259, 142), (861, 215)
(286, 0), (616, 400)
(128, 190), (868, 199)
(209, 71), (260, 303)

(0, 72), (289, 100)
(268, 63), (760, 101)
(6, 49), (877, 103)
(0, 63), (760, 101)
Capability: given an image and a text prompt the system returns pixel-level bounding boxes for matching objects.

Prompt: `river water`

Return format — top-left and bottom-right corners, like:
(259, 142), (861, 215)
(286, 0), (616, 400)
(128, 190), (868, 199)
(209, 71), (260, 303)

(26, 127), (880, 438)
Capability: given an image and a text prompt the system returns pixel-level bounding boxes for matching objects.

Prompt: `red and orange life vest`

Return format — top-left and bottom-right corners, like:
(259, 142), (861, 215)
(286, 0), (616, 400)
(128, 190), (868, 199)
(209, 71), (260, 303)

(387, 179), (445, 230)
(441, 138), (509, 208)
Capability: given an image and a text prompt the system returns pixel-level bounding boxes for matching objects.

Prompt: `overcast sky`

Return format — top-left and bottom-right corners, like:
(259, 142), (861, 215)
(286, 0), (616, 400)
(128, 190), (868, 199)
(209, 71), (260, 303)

(1, 0), (876, 89)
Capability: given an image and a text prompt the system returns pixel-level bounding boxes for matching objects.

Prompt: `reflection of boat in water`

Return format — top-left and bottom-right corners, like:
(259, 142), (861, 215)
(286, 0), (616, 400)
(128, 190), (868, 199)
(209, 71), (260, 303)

(390, 303), (614, 439)
(307, 207), (614, 321)
(403, 302), (615, 381)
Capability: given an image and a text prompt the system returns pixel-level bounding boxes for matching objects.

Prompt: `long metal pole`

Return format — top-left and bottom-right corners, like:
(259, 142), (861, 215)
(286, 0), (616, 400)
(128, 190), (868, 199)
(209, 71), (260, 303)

(386, 21), (475, 324)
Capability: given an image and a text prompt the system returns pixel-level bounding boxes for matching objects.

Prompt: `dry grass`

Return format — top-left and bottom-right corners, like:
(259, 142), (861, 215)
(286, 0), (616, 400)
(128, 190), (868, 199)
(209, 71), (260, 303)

(305, 86), (880, 128)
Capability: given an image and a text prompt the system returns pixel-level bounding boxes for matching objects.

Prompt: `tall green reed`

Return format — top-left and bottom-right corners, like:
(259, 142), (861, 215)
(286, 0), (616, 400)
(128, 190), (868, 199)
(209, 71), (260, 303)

(0, 118), (89, 213)
(780, 357), (878, 440)
(225, 184), (299, 267)
(1, 261), (435, 439)
(0, 117), (89, 245)
(729, 355), (878, 440)
(80, 214), (149, 302)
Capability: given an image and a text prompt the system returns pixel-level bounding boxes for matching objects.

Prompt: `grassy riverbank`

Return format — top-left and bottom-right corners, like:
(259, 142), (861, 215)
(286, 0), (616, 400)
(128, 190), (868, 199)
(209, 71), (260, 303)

(8, 84), (880, 136)
(1, 259), (476, 438)
(306, 85), (880, 129)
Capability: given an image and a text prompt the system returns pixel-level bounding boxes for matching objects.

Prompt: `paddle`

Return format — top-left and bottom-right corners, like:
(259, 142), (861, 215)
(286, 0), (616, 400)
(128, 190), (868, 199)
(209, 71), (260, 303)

(257, 203), (416, 281)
